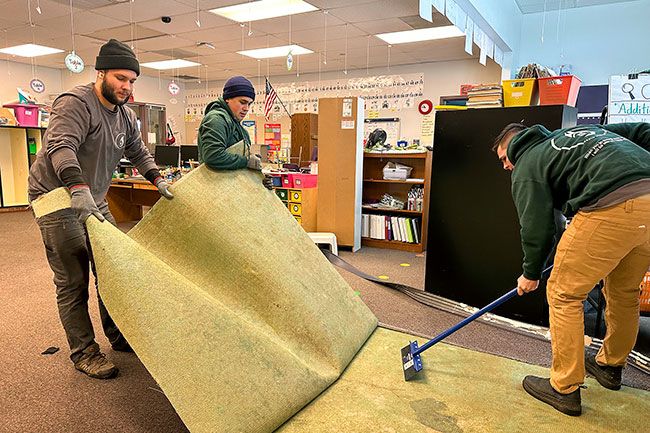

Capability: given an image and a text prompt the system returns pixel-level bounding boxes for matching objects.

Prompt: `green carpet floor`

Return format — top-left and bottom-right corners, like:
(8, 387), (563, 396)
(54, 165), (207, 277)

(279, 327), (649, 433)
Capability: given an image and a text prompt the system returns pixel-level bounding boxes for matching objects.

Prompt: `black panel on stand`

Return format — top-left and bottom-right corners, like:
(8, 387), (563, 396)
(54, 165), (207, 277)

(425, 105), (578, 326)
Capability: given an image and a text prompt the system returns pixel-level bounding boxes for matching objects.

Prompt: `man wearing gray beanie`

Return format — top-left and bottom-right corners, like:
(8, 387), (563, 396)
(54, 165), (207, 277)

(28, 38), (173, 380)
(198, 75), (273, 189)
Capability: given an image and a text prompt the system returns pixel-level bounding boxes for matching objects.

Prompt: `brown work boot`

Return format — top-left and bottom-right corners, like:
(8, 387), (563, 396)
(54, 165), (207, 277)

(74, 345), (118, 379)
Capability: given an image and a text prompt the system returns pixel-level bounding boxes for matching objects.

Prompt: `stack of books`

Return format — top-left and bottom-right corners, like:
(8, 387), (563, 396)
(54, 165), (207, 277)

(362, 214), (421, 244)
(466, 84), (503, 109)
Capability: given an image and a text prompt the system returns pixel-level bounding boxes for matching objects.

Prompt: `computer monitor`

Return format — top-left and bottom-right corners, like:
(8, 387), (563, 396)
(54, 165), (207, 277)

(180, 144), (199, 162)
(155, 145), (180, 167)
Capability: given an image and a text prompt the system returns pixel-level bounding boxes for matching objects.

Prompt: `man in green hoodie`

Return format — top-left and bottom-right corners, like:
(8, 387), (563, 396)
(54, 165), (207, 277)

(493, 122), (650, 416)
(198, 76), (272, 189)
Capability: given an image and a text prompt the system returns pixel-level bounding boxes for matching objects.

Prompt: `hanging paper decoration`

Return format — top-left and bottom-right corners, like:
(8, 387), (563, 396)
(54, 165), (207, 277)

(286, 51), (294, 71)
(30, 78), (45, 93)
(168, 81), (180, 95)
(65, 52), (84, 73)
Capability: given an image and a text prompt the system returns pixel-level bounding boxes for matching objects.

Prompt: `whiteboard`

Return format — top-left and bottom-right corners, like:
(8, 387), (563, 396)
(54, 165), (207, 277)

(608, 74), (650, 124)
(364, 118), (401, 148)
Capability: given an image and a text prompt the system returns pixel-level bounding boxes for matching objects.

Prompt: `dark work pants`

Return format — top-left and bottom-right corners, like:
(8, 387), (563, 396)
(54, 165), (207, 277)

(36, 201), (125, 363)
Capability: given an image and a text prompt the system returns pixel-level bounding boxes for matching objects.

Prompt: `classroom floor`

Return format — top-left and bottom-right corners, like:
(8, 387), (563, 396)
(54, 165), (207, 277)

(1, 209), (648, 433)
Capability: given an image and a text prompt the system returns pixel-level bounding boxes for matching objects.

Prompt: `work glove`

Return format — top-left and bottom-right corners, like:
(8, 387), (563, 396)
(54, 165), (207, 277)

(70, 185), (104, 223)
(262, 175), (274, 190)
(247, 154), (262, 171)
(154, 177), (174, 200)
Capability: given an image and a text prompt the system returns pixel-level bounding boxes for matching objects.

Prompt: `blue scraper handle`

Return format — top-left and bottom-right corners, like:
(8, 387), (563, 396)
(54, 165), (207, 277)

(414, 287), (518, 355)
(401, 287), (518, 381)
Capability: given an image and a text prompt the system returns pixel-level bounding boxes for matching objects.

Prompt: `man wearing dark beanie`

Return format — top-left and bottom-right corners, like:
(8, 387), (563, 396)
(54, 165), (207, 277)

(27, 38), (173, 380)
(198, 75), (273, 189)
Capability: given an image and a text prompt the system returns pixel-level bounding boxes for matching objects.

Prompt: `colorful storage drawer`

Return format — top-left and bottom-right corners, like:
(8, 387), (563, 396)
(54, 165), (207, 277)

(294, 216), (302, 225)
(275, 188), (289, 201)
(289, 189), (302, 203)
(281, 174), (293, 188)
(289, 203), (302, 216)
(289, 173), (317, 188)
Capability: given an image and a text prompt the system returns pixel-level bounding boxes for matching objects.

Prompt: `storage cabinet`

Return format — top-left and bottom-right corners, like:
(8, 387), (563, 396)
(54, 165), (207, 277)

(361, 152), (431, 252)
(0, 126), (44, 207)
(425, 105), (577, 325)
(290, 113), (318, 165)
(316, 97), (364, 251)
(274, 187), (317, 231)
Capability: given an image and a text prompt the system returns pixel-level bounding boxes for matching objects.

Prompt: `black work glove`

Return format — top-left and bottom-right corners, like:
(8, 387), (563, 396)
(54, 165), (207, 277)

(262, 175), (274, 190)
(247, 154), (262, 171)
(154, 177), (174, 200)
(70, 185), (105, 223)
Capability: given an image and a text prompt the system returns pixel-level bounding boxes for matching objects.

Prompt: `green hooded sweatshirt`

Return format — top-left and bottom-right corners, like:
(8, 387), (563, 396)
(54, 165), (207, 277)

(198, 97), (251, 170)
(507, 122), (650, 279)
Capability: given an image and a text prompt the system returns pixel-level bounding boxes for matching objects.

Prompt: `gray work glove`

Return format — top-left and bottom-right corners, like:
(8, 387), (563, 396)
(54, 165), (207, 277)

(155, 177), (174, 200)
(262, 175), (274, 190)
(247, 154), (262, 171)
(70, 185), (105, 223)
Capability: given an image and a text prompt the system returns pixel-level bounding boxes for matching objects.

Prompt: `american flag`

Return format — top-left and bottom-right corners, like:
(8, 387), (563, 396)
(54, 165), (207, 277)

(264, 77), (277, 120)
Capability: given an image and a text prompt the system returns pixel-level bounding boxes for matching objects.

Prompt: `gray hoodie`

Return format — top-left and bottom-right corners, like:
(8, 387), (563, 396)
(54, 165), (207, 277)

(28, 83), (158, 203)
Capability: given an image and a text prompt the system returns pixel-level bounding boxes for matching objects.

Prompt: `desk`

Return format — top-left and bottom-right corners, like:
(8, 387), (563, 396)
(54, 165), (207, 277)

(107, 178), (160, 223)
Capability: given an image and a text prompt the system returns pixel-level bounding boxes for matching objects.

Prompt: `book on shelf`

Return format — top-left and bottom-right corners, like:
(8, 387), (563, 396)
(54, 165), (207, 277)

(361, 213), (421, 244)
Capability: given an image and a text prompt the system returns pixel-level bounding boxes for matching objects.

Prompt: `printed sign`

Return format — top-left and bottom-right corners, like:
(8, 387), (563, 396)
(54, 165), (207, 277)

(608, 74), (650, 124)
(168, 81), (180, 96)
(185, 73), (424, 120)
(65, 52), (84, 73)
(418, 99), (433, 115)
(30, 78), (45, 93)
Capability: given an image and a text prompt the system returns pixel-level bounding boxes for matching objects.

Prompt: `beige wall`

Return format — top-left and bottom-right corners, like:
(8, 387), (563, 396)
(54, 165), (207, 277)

(0, 59), (186, 143)
(0, 61), (64, 105)
(184, 57), (502, 142)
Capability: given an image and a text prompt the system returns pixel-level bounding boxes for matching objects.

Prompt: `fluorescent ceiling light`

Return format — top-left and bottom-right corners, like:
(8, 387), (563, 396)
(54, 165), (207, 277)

(141, 59), (201, 70)
(375, 26), (465, 44)
(210, 0), (317, 22)
(238, 44), (313, 59)
(0, 44), (64, 57)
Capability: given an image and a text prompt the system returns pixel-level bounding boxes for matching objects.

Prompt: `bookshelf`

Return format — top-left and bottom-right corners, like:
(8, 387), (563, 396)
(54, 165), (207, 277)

(361, 151), (431, 252)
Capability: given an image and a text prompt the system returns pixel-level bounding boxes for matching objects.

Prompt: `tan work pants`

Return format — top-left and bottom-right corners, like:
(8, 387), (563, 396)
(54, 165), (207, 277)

(547, 194), (650, 393)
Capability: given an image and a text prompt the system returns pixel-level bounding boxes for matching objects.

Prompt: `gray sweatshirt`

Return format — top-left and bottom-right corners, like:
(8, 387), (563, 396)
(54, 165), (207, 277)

(28, 83), (158, 203)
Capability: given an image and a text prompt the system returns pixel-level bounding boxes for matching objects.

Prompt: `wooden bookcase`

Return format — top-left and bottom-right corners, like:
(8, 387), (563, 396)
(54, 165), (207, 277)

(361, 152), (431, 252)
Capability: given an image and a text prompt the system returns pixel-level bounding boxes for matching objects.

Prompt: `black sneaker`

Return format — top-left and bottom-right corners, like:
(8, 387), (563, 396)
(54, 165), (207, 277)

(585, 353), (622, 390)
(522, 376), (581, 416)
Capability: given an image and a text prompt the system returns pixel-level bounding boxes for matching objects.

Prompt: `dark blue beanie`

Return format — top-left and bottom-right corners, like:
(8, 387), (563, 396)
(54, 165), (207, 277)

(223, 76), (255, 101)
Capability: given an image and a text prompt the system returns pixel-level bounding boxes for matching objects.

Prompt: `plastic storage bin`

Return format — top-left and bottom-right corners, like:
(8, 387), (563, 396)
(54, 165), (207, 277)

(383, 162), (413, 181)
(3, 103), (39, 127)
(289, 173), (317, 188)
(502, 78), (538, 107)
(538, 75), (581, 107)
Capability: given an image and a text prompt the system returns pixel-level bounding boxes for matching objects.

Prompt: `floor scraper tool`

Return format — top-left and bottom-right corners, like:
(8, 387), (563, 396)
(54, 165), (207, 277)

(401, 288), (519, 381)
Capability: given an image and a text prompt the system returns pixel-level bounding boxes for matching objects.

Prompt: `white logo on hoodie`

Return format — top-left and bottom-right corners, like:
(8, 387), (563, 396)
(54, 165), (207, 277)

(114, 132), (126, 149)
(550, 128), (607, 151)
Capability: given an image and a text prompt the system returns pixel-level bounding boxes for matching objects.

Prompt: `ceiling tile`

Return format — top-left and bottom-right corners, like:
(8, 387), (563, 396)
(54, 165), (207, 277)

(328, 0), (420, 23)
(92, 0), (195, 22)
(138, 10), (233, 34)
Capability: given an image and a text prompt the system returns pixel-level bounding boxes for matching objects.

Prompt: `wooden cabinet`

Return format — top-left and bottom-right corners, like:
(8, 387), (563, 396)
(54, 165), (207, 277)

(316, 98), (364, 251)
(361, 152), (431, 253)
(275, 187), (318, 231)
(290, 113), (318, 165)
(0, 126), (44, 207)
